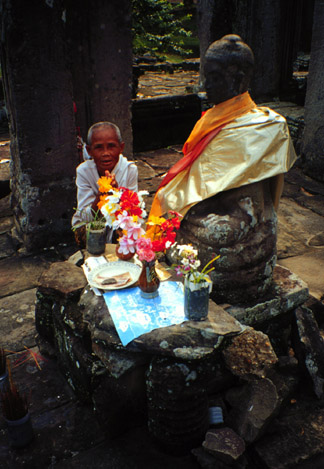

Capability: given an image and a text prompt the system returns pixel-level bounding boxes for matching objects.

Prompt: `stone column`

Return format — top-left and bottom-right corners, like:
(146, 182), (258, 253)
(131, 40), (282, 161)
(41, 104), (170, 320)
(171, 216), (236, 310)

(301, 0), (324, 182)
(197, 0), (303, 101)
(0, 0), (78, 251)
(197, 0), (232, 86)
(66, 0), (133, 155)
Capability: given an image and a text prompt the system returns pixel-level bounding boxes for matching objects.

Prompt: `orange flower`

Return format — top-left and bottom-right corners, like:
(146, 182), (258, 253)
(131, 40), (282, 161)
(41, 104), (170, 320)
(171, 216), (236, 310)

(98, 176), (113, 193)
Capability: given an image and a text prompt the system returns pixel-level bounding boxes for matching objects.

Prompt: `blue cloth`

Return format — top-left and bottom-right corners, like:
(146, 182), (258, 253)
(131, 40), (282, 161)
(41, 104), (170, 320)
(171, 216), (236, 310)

(103, 281), (185, 346)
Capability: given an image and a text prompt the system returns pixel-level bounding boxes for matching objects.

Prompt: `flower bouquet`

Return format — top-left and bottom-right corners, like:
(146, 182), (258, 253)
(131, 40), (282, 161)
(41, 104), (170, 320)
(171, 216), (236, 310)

(97, 175), (148, 258)
(97, 175), (182, 297)
(172, 244), (220, 320)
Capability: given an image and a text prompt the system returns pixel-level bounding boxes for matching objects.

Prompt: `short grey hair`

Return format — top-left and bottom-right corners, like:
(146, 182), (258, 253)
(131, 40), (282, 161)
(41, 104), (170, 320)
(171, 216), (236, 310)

(87, 122), (123, 145)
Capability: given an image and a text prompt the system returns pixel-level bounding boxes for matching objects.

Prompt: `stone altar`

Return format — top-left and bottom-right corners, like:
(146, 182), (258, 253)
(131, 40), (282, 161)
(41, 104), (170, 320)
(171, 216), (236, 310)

(35, 253), (309, 456)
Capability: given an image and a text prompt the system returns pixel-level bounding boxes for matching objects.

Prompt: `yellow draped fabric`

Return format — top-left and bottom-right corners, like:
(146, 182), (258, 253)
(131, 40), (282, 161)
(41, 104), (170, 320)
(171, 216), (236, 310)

(182, 91), (256, 155)
(150, 103), (296, 218)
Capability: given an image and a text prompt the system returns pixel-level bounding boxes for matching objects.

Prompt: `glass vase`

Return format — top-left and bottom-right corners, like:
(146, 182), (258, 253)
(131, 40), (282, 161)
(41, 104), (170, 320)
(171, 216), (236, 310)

(184, 274), (212, 321)
(86, 225), (106, 255)
(138, 259), (160, 298)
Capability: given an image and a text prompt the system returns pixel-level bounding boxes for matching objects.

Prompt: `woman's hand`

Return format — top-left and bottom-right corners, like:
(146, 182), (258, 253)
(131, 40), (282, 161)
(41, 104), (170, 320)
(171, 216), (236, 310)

(91, 193), (102, 213)
(105, 170), (118, 188)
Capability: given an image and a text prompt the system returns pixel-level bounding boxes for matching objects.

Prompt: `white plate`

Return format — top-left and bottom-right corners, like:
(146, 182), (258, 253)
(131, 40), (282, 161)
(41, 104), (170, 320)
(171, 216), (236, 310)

(87, 261), (141, 290)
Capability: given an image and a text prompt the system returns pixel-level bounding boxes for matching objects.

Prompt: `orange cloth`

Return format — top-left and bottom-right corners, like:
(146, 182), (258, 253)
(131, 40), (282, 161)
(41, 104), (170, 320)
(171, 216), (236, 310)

(150, 92), (256, 217)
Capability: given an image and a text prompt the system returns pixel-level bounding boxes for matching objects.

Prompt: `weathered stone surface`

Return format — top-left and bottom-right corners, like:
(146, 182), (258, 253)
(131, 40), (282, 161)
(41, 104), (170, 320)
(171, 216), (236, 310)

(0, 194), (12, 217)
(265, 357), (301, 406)
(81, 286), (242, 360)
(301, 0), (324, 181)
(0, 233), (15, 260)
(35, 261), (87, 343)
(177, 180), (277, 304)
(202, 427), (246, 463)
(0, 255), (49, 298)
(253, 401), (324, 469)
(278, 250), (324, 301)
(226, 378), (279, 444)
(135, 159), (158, 180)
(52, 313), (103, 401)
(9, 346), (75, 415)
(0, 288), (37, 350)
(225, 265), (309, 328)
(277, 198), (324, 259)
(91, 360), (147, 438)
(1, 1), (79, 251)
(292, 306), (324, 399)
(146, 357), (209, 452)
(68, 0), (133, 155)
(135, 146), (183, 173)
(192, 446), (244, 469)
(222, 328), (278, 379)
(0, 216), (13, 235)
(37, 262), (87, 298)
(91, 341), (149, 380)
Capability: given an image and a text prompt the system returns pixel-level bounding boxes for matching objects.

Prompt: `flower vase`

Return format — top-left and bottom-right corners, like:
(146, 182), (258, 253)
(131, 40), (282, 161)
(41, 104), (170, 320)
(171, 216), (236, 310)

(184, 274), (212, 321)
(86, 225), (106, 255)
(138, 259), (160, 298)
(115, 244), (135, 262)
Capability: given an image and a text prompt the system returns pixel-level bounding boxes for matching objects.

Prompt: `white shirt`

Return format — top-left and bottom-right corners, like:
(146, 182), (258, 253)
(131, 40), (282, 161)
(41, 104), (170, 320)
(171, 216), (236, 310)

(72, 155), (138, 227)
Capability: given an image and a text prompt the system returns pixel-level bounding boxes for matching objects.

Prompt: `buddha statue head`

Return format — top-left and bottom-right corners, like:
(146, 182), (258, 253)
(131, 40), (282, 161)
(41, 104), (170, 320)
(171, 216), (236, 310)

(204, 34), (254, 105)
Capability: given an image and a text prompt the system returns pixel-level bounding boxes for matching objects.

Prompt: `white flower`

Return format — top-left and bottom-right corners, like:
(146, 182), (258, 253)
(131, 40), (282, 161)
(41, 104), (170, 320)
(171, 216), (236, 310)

(181, 258), (190, 266)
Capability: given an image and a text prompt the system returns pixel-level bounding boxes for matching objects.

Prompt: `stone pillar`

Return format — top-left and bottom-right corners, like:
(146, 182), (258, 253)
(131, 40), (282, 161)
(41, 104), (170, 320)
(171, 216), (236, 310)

(0, 0), (78, 251)
(301, 0), (324, 182)
(66, 0), (133, 155)
(197, 0), (232, 86)
(231, 0), (282, 100)
(197, 0), (303, 101)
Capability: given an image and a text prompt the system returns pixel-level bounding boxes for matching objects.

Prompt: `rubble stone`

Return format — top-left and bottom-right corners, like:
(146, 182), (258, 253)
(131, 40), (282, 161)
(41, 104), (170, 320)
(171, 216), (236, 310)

(202, 427), (246, 464)
(292, 306), (324, 399)
(222, 328), (278, 379)
(226, 378), (279, 444)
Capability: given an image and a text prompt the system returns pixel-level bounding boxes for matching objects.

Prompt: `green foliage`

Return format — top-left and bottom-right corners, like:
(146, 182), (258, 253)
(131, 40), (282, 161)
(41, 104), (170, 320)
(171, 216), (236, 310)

(132, 0), (193, 59)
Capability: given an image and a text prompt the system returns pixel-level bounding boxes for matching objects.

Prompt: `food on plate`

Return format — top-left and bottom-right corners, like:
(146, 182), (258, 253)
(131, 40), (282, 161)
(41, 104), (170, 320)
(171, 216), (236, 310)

(94, 271), (132, 287)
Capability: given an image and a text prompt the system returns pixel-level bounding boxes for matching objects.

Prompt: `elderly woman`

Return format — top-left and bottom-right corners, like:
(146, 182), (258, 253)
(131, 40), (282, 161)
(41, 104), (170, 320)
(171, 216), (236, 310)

(72, 121), (138, 246)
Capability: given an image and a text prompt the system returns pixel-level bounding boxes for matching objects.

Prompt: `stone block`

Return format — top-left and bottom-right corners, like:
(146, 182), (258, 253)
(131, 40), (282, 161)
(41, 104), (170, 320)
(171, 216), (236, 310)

(252, 402), (324, 468)
(52, 312), (104, 402)
(225, 378), (280, 444)
(35, 261), (87, 343)
(202, 427), (246, 464)
(224, 265), (309, 354)
(222, 328), (278, 379)
(292, 306), (324, 399)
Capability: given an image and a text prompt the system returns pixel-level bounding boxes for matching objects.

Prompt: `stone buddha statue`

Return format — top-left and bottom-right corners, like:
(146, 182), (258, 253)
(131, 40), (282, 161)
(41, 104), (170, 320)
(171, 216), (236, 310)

(151, 35), (296, 304)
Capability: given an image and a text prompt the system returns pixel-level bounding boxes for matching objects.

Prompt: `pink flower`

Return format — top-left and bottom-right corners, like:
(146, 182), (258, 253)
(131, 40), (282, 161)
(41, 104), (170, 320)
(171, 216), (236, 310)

(118, 235), (136, 255)
(137, 248), (155, 262)
(136, 237), (152, 251)
(127, 222), (145, 240)
(136, 237), (155, 261)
